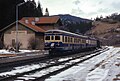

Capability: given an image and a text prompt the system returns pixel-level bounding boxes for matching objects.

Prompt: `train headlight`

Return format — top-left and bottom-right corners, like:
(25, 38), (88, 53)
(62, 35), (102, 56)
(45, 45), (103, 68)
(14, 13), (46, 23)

(51, 43), (55, 47)
(57, 42), (60, 46)
(45, 44), (47, 46)
(45, 43), (48, 46)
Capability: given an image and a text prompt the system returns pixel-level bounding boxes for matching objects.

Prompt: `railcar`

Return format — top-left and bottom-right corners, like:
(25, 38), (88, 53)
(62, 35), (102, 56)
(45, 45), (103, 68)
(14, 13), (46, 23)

(44, 29), (98, 55)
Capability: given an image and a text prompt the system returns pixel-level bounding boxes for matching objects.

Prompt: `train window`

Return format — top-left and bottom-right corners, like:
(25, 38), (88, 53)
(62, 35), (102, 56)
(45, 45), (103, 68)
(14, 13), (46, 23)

(55, 36), (60, 40)
(81, 39), (84, 43)
(75, 38), (77, 43)
(80, 39), (81, 43)
(76, 38), (77, 43)
(45, 36), (50, 40)
(51, 36), (54, 40)
(83, 39), (85, 43)
(77, 38), (79, 43)
(68, 37), (69, 42)
(68, 37), (70, 42)
(71, 38), (72, 42)
(78, 39), (80, 43)
(65, 36), (67, 42)
(74, 38), (76, 43)
(62, 36), (64, 42)
(76, 38), (78, 43)
(74, 38), (75, 43)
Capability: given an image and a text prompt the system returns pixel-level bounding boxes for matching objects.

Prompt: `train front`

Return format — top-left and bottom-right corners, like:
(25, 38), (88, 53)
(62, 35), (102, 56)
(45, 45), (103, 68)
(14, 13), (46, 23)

(44, 31), (63, 55)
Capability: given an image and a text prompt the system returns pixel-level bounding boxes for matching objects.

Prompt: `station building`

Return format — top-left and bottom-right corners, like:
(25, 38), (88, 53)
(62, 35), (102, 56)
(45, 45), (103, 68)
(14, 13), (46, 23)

(1, 16), (62, 50)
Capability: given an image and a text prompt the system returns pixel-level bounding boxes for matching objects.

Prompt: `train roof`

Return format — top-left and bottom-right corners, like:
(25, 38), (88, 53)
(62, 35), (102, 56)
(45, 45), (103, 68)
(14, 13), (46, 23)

(46, 29), (96, 40)
(46, 29), (87, 38)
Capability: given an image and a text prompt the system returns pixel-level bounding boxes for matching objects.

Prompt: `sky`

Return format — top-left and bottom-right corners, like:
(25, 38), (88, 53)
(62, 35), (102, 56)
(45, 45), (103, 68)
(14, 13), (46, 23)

(34, 0), (120, 19)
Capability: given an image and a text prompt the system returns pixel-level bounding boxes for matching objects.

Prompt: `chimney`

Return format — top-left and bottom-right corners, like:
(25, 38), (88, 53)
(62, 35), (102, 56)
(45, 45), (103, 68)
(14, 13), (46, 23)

(35, 17), (39, 22)
(25, 19), (29, 24)
(44, 8), (49, 16)
(31, 21), (35, 25)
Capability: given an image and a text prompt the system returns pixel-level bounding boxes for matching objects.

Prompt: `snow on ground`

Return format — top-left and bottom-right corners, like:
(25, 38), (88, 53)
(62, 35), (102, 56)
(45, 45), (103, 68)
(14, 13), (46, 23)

(0, 63), (47, 77)
(0, 49), (44, 54)
(0, 49), (15, 54)
(45, 47), (120, 81)
(19, 50), (45, 53)
(0, 49), (48, 54)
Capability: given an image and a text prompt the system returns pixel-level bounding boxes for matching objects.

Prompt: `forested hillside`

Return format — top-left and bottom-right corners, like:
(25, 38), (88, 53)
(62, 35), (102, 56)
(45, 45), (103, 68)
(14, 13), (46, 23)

(56, 14), (93, 34)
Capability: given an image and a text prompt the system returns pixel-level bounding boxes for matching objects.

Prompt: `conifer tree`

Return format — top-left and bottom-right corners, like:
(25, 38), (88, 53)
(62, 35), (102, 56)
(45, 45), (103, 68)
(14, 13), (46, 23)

(37, 1), (43, 16)
(0, 0), (24, 30)
(0, 0), (43, 30)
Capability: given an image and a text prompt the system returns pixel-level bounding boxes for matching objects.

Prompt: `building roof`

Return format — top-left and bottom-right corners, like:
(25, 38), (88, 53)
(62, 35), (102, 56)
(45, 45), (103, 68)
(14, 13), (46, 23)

(0, 21), (45, 33)
(20, 16), (60, 24)
(19, 21), (45, 32)
(37, 16), (60, 24)
(0, 16), (60, 33)
(19, 16), (60, 32)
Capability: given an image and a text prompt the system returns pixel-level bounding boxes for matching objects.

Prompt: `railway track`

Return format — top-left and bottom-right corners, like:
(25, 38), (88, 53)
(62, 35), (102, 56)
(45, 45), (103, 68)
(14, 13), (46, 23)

(0, 48), (109, 81)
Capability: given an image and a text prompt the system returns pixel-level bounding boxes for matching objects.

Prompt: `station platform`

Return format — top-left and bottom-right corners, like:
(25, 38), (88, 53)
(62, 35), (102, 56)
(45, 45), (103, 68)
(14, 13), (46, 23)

(0, 50), (48, 66)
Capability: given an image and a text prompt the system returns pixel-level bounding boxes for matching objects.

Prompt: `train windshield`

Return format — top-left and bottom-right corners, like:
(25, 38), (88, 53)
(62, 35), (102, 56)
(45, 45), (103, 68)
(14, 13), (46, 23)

(55, 36), (60, 40)
(45, 36), (50, 40)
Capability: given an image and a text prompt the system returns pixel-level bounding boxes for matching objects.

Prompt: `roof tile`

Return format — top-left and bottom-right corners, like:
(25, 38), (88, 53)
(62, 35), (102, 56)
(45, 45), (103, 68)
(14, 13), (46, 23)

(19, 16), (60, 32)
(19, 21), (45, 32)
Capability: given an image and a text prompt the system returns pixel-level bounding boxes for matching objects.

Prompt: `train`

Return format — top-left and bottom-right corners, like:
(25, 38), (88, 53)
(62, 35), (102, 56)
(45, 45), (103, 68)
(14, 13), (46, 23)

(44, 29), (100, 55)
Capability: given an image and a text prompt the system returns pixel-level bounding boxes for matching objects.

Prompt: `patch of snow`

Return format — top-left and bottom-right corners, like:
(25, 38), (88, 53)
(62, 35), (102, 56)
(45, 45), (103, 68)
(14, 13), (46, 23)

(19, 50), (40, 53)
(9, 56), (23, 58)
(86, 68), (109, 81)
(21, 65), (66, 80)
(0, 63), (47, 77)
(58, 57), (72, 62)
(50, 61), (55, 64)
(45, 47), (120, 81)
(45, 66), (85, 81)
(17, 77), (35, 80)
(0, 50), (15, 54)
(0, 49), (41, 54)
(14, 80), (24, 81)
(69, 58), (81, 63)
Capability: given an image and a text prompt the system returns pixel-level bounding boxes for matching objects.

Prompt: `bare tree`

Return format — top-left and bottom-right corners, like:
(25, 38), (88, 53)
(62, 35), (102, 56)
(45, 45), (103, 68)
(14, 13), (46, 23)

(12, 41), (22, 52)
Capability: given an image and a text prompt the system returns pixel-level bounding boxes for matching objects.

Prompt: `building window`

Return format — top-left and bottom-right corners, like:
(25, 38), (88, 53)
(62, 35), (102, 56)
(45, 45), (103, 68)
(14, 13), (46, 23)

(12, 39), (15, 46)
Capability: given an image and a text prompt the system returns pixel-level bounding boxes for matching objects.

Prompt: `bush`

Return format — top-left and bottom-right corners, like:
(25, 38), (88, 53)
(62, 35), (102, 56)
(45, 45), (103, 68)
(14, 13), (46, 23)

(0, 40), (4, 49)
(28, 37), (39, 50)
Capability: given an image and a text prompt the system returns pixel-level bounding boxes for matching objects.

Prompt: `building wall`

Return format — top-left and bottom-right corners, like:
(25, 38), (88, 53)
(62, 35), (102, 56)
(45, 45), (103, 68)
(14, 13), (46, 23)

(4, 24), (36, 49)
